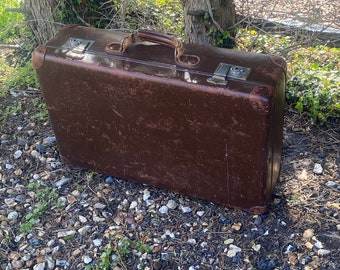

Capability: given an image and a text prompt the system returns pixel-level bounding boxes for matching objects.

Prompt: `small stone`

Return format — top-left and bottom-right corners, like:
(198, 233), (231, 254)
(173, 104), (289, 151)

(161, 252), (171, 261)
(105, 176), (114, 184)
(5, 164), (13, 169)
(303, 229), (314, 240)
(219, 216), (231, 224)
(31, 150), (40, 158)
(29, 238), (42, 246)
(83, 255), (92, 264)
(12, 259), (24, 269)
(229, 244), (242, 252)
(35, 144), (46, 153)
(317, 249), (331, 256)
(166, 200), (178, 210)
(27, 130), (35, 136)
(159, 205), (169, 215)
(43, 136), (56, 144)
(94, 202), (106, 209)
(7, 211), (19, 220)
(54, 177), (71, 187)
(313, 163), (323, 175)
(337, 224), (340, 231)
(326, 181), (337, 188)
(187, 238), (197, 245)
(14, 150), (23, 159)
(129, 201), (138, 209)
(57, 230), (76, 238)
(66, 194), (77, 204)
(33, 262), (45, 270)
(93, 238), (102, 247)
(305, 242), (314, 249)
(78, 225), (91, 235)
(227, 249), (237, 257)
(55, 259), (69, 267)
(231, 222), (242, 231)
(196, 210), (205, 217)
(146, 200), (154, 206)
(46, 257), (55, 269)
(314, 241), (323, 249)
(224, 239), (234, 245)
(143, 190), (151, 201)
(78, 215), (88, 223)
(1, 134), (9, 140)
(252, 244), (261, 252)
(254, 216), (262, 225)
(17, 138), (29, 146)
(152, 245), (162, 253)
(33, 174), (40, 180)
(5, 198), (17, 207)
(181, 205), (192, 213)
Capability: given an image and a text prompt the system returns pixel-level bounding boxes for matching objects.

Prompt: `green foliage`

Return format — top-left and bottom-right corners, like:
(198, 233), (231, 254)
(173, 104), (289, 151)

(286, 47), (340, 123)
(0, 101), (22, 122)
(210, 29), (234, 48)
(0, 0), (24, 42)
(93, 237), (151, 269)
(20, 182), (59, 233)
(1, 60), (39, 93)
(237, 30), (339, 124)
(30, 98), (48, 122)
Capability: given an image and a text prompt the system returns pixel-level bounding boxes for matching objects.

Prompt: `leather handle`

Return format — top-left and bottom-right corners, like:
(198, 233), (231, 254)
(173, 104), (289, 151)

(106, 30), (200, 67)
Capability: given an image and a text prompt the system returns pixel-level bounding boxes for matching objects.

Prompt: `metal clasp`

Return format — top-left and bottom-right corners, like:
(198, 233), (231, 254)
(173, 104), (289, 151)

(207, 63), (251, 85)
(207, 63), (231, 86)
(62, 38), (94, 59)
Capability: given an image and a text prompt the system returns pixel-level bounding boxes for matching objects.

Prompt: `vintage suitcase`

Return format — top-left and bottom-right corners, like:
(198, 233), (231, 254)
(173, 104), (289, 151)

(32, 25), (286, 214)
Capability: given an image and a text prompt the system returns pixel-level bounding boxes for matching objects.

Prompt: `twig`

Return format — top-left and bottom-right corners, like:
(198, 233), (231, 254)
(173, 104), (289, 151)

(205, 0), (223, 32)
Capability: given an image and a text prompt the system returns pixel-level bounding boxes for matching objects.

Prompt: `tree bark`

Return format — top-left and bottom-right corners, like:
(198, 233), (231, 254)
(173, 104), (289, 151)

(182, 0), (236, 47)
(24, 0), (60, 45)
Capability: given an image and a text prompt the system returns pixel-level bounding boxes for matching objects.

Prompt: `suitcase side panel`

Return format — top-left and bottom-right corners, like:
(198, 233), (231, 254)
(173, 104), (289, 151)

(34, 54), (276, 212)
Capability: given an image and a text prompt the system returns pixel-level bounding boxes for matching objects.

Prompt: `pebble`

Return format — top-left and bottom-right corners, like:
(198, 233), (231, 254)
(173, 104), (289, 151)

(252, 244), (261, 252)
(187, 238), (197, 245)
(181, 205), (192, 213)
(94, 202), (106, 209)
(303, 229), (314, 240)
(31, 150), (40, 158)
(224, 239), (234, 245)
(33, 263), (45, 270)
(33, 174), (40, 180)
(254, 216), (262, 225)
(314, 241), (323, 249)
(54, 177), (71, 187)
(43, 136), (56, 144)
(13, 150), (23, 159)
(305, 242), (314, 249)
(35, 144), (46, 153)
(46, 257), (55, 269)
(93, 238), (102, 247)
(78, 215), (88, 223)
(17, 138), (28, 146)
(143, 190), (151, 201)
(159, 205), (169, 215)
(5, 163), (13, 169)
(78, 225), (92, 235)
(27, 130), (36, 136)
(166, 199), (178, 210)
(317, 249), (331, 256)
(326, 181), (337, 188)
(219, 216), (231, 224)
(7, 211), (19, 220)
(337, 224), (340, 231)
(56, 259), (69, 267)
(5, 198), (17, 207)
(129, 201), (138, 209)
(231, 222), (242, 231)
(83, 255), (92, 264)
(161, 252), (172, 261)
(12, 259), (24, 269)
(57, 230), (76, 238)
(313, 163), (323, 175)
(196, 210), (205, 217)
(105, 176), (114, 184)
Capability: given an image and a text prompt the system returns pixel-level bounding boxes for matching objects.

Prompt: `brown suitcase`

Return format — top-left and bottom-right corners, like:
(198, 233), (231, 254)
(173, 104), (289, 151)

(32, 25), (286, 214)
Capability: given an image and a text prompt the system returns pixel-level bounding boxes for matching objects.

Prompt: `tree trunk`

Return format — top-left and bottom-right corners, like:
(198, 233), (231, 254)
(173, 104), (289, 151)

(182, 0), (236, 47)
(24, 0), (60, 45)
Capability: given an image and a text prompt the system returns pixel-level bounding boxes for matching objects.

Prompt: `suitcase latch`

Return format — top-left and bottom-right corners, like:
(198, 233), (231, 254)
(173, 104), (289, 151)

(207, 63), (251, 85)
(62, 38), (94, 60)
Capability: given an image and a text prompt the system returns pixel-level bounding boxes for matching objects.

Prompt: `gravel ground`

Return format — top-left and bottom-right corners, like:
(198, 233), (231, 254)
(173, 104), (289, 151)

(0, 83), (339, 270)
(234, 0), (339, 29)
